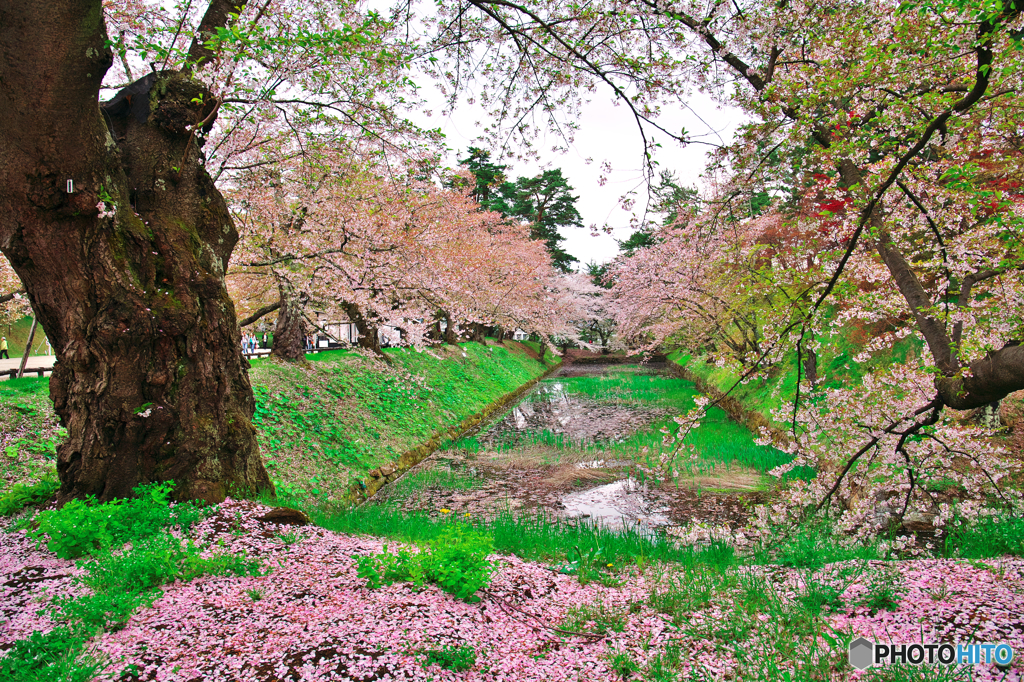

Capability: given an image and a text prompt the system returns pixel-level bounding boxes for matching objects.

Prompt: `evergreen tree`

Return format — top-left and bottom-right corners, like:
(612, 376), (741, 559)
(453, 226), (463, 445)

(618, 171), (700, 256)
(455, 147), (509, 212)
(458, 150), (582, 273)
(499, 169), (581, 273)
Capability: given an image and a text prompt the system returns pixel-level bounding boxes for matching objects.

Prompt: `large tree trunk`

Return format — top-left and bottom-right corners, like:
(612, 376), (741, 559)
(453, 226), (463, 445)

(342, 302), (386, 358)
(442, 312), (459, 345)
(270, 282), (306, 361)
(0, 1), (271, 504)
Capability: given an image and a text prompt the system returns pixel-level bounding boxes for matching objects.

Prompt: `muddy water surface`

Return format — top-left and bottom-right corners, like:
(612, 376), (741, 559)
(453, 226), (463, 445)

(373, 363), (767, 535)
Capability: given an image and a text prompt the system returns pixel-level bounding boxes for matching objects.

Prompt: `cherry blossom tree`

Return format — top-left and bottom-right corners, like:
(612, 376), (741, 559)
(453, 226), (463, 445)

(0, 255), (30, 331)
(227, 154), (570, 358)
(0, 0), (427, 503)
(416, 0), (1024, 527)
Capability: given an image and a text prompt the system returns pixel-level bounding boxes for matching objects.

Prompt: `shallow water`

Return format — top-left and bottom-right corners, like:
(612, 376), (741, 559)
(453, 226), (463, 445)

(469, 366), (672, 447)
(374, 362), (765, 533)
(559, 477), (672, 532)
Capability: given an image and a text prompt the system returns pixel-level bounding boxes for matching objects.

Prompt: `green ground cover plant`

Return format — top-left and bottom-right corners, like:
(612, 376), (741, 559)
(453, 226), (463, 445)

(0, 467), (58, 516)
(3, 483), (260, 682)
(421, 643), (477, 672)
(355, 525), (496, 600)
(0, 626), (105, 682)
(29, 481), (208, 559)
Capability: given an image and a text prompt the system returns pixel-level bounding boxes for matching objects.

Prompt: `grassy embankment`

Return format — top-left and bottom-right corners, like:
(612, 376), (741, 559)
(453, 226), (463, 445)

(666, 319), (924, 435)
(0, 315), (51, 359)
(0, 340), (558, 502)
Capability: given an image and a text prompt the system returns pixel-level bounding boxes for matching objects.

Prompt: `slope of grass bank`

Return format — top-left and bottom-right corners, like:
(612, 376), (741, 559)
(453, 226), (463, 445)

(249, 342), (555, 500)
(666, 321), (922, 433)
(0, 341), (555, 502)
(0, 314), (52, 358)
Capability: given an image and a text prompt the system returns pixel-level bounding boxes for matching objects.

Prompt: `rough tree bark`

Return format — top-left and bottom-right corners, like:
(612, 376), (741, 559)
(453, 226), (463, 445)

(270, 282), (307, 361)
(470, 323), (488, 345)
(0, 1), (272, 503)
(342, 302), (386, 357)
(442, 312), (459, 345)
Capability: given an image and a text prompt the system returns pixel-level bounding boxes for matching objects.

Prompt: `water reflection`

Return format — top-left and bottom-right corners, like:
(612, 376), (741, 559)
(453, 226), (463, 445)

(478, 378), (669, 447)
(561, 478), (672, 533)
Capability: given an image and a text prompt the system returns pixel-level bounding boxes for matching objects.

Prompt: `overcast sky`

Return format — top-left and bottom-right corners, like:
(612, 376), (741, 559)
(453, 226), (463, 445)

(412, 85), (748, 266)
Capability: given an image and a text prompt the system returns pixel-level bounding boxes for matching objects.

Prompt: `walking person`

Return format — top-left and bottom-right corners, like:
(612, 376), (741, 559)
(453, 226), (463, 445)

(0, 336), (8, 359)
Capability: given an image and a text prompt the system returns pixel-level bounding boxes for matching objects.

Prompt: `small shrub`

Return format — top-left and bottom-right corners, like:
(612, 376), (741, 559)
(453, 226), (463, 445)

(29, 481), (207, 559)
(0, 626), (104, 682)
(49, 531), (265, 633)
(0, 469), (59, 516)
(355, 525), (495, 601)
(421, 644), (477, 672)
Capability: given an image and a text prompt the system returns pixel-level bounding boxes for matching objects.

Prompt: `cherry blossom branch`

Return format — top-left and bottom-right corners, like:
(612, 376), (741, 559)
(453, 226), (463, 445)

(815, 396), (944, 514)
(0, 288), (25, 305)
(238, 300), (280, 327)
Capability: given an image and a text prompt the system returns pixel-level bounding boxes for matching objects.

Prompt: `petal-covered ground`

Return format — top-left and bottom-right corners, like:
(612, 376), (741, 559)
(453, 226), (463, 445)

(2, 499), (1023, 681)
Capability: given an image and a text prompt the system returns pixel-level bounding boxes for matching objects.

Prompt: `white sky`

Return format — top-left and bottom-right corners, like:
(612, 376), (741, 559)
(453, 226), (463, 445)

(415, 89), (747, 266)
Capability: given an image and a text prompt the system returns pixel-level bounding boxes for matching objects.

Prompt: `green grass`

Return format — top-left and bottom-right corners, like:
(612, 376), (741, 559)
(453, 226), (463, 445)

(249, 341), (552, 500)
(300, 500), (736, 572)
(667, 315), (924, 433)
(393, 467), (480, 494)
(1, 341), (551, 503)
(942, 513), (1024, 558)
(0, 314), (52, 358)
(753, 515), (889, 569)
(518, 339), (560, 366)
